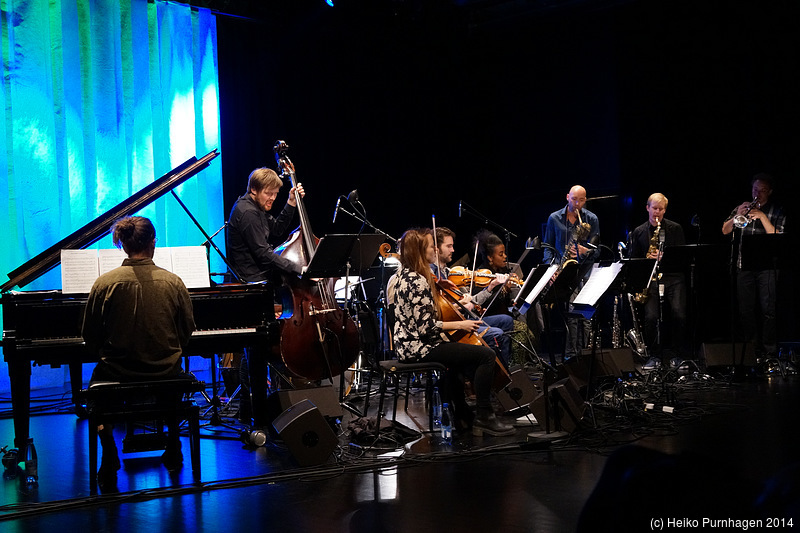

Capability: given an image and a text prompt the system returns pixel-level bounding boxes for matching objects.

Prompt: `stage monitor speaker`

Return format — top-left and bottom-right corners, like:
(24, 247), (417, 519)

(564, 348), (635, 389)
(272, 399), (338, 467)
(496, 368), (539, 412)
(529, 378), (585, 433)
(265, 386), (343, 422)
(701, 342), (757, 368)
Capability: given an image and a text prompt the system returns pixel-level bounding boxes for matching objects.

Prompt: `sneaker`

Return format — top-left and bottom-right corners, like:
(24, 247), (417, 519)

(642, 357), (661, 371)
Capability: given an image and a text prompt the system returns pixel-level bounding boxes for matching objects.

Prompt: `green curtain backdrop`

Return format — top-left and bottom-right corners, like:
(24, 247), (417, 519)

(0, 0), (222, 391)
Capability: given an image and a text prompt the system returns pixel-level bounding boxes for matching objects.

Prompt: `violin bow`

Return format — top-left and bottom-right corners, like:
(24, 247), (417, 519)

(469, 239), (480, 295)
(431, 214), (443, 280)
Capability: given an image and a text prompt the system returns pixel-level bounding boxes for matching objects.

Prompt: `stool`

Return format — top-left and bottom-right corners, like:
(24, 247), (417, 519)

(79, 378), (205, 492)
(373, 359), (446, 437)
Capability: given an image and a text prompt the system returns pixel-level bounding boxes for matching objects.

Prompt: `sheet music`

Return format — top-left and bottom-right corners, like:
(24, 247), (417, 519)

(573, 262), (623, 306)
(62, 246), (209, 294)
(333, 276), (365, 301)
(152, 248), (173, 272)
(524, 264), (559, 306)
(170, 246), (210, 288)
(61, 250), (100, 294)
(98, 248), (127, 274)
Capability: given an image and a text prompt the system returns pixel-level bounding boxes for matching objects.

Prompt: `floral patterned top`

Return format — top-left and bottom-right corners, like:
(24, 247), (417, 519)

(391, 268), (445, 362)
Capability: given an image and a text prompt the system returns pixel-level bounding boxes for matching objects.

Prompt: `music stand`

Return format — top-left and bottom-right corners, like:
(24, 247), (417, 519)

(740, 234), (788, 271)
(304, 234), (386, 278)
(301, 233), (386, 416)
(659, 244), (727, 359)
(571, 262), (624, 320)
(513, 264), (554, 315)
(616, 258), (656, 295)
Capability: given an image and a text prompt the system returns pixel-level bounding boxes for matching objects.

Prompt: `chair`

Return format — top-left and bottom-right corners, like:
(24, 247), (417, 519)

(372, 359), (446, 438)
(79, 378), (205, 492)
(362, 302), (446, 437)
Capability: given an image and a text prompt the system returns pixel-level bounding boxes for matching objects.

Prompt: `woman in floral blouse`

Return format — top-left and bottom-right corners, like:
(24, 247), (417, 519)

(391, 228), (514, 437)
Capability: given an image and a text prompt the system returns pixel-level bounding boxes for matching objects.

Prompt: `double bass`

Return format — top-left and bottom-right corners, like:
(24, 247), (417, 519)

(273, 141), (360, 381)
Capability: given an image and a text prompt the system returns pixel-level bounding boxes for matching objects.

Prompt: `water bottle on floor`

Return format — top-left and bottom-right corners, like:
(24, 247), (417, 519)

(432, 387), (442, 431)
(24, 437), (38, 488)
(441, 402), (453, 445)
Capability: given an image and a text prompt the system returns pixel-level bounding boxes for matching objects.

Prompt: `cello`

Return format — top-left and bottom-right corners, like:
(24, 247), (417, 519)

(273, 141), (360, 381)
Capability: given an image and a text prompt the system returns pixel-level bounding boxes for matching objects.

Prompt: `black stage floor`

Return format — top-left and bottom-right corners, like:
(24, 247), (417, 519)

(2, 359), (799, 532)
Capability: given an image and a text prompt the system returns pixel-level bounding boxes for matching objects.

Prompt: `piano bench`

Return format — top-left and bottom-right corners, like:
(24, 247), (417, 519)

(78, 378), (205, 492)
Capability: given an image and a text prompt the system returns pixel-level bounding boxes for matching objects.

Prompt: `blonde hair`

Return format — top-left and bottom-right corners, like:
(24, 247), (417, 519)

(247, 167), (283, 194)
(647, 193), (668, 207)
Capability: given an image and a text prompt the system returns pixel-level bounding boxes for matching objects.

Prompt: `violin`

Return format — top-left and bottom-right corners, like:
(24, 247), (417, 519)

(447, 266), (523, 289)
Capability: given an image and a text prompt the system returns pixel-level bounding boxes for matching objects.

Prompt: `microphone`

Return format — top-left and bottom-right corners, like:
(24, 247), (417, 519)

(347, 189), (359, 204)
(690, 214), (700, 227)
(458, 201), (462, 218)
(332, 196), (342, 223)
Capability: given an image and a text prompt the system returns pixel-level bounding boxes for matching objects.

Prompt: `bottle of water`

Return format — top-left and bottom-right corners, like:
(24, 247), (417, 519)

(432, 387), (442, 431)
(440, 402), (453, 445)
(24, 437), (38, 488)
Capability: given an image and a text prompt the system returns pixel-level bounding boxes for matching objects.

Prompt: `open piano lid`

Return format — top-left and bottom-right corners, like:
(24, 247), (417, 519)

(1, 149), (220, 293)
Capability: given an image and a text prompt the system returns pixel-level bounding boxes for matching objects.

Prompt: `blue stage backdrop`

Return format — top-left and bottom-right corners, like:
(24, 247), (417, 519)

(0, 0), (223, 392)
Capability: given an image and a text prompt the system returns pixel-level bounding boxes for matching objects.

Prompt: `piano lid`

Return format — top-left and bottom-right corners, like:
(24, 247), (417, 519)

(1, 149), (220, 293)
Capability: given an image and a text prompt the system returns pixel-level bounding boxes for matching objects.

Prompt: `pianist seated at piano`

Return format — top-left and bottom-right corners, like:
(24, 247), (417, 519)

(226, 167), (306, 281)
(81, 215), (196, 485)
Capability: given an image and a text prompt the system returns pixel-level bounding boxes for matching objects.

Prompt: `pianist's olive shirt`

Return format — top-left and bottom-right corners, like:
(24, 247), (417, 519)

(82, 258), (195, 381)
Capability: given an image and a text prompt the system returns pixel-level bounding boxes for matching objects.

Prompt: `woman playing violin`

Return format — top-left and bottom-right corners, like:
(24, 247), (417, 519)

(390, 228), (514, 437)
(472, 230), (540, 365)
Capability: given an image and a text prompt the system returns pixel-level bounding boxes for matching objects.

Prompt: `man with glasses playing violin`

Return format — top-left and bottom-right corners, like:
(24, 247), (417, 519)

(431, 227), (514, 367)
(722, 173), (786, 361)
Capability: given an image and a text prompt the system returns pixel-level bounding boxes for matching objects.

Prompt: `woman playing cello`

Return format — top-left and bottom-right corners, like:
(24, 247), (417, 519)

(389, 228), (514, 437)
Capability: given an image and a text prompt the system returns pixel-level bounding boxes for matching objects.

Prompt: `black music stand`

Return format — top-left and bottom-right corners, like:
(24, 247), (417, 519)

(512, 264), (553, 315)
(304, 234), (385, 278)
(740, 233), (788, 271)
(616, 258), (656, 296)
(302, 234), (386, 416)
(659, 244), (725, 360)
(728, 233), (790, 373)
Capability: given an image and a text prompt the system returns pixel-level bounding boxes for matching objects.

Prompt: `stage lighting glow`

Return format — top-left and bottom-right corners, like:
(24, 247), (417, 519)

(326, 0), (334, 6)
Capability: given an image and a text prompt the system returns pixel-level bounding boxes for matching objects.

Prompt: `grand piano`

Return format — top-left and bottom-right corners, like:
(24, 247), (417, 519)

(1, 150), (279, 452)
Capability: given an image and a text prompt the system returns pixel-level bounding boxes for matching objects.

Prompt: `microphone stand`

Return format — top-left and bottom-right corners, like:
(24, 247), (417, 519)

(335, 204), (398, 245)
(459, 201), (518, 254)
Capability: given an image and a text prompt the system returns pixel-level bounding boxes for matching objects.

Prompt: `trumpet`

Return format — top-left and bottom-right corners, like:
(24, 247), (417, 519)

(733, 197), (760, 229)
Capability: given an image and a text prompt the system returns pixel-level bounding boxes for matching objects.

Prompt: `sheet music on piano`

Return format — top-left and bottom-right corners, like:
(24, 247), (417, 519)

(61, 246), (210, 293)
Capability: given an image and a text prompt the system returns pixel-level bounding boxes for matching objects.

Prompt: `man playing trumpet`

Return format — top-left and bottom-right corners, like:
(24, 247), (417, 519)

(722, 173), (786, 360)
